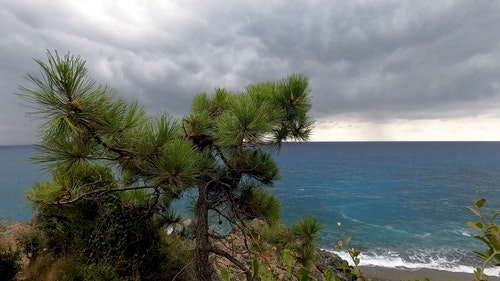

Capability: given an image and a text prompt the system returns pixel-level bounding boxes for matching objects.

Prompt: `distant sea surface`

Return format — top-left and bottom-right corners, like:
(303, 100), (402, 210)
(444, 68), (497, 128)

(1, 142), (500, 275)
(0, 145), (44, 222)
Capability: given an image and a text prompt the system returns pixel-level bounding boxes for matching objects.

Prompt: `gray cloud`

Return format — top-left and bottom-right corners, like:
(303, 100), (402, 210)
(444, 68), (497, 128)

(1, 0), (500, 144)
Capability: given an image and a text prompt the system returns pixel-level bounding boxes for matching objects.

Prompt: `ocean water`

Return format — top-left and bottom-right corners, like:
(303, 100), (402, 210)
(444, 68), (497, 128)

(0, 145), (44, 222)
(1, 142), (500, 275)
(273, 142), (500, 275)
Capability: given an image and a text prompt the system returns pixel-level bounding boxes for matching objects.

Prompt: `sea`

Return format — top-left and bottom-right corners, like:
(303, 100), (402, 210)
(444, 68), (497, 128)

(1, 142), (500, 276)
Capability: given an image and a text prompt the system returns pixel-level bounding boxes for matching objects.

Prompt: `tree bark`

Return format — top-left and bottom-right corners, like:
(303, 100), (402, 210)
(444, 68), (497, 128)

(195, 183), (212, 281)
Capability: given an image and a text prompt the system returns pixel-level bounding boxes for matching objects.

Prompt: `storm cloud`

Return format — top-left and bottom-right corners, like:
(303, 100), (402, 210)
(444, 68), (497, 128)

(2, 0), (500, 143)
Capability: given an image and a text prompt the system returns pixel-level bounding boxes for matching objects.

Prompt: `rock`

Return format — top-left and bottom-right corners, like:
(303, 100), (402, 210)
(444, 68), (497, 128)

(1, 222), (30, 251)
(314, 249), (352, 281)
(167, 219), (195, 238)
(315, 249), (346, 272)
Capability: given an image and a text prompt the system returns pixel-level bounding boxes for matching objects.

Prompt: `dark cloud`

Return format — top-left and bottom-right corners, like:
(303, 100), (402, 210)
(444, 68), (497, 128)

(1, 0), (500, 143)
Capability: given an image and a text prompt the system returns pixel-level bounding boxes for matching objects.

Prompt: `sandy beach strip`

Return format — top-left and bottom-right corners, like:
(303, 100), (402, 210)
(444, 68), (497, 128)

(360, 266), (500, 281)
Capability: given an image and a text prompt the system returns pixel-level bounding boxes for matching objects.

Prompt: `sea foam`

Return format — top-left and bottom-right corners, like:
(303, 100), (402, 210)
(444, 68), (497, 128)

(323, 249), (500, 276)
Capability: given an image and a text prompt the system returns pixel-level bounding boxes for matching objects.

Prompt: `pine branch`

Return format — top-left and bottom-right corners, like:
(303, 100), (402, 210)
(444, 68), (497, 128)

(79, 117), (134, 158)
(49, 184), (155, 205)
(209, 245), (251, 279)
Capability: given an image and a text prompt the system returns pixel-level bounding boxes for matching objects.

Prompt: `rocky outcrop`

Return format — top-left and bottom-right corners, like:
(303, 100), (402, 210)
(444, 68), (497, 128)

(315, 249), (353, 281)
(0, 222), (29, 251)
(207, 223), (352, 281)
(167, 219), (195, 238)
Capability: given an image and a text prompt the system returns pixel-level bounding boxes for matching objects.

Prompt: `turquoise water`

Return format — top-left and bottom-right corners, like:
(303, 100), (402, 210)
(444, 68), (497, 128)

(273, 142), (500, 274)
(1, 142), (500, 274)
(0, 145), (44, 222)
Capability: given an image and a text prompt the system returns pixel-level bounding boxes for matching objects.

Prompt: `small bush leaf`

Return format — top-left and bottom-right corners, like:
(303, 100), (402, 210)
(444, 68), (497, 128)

(252, 259), (259, 279)
(220, 268), (230, 281)
(466, 206), (481, 218)
(475, 267), (483, 281)
(476, 198), (486, 208)
(284, 250), (293, 278)
(467, 221), (484, 231)
(491, 211), (500, 222)
(298, 267), (310, 281)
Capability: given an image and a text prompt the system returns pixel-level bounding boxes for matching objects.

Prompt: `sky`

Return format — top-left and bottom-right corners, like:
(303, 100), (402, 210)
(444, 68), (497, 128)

(2, 0), (500, 144)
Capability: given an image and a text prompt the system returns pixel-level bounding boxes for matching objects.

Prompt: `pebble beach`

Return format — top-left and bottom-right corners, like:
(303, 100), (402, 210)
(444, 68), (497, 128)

(361, 266), (500, 281)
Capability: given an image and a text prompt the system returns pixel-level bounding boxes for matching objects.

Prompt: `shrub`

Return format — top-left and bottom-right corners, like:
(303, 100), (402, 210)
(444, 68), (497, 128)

(467, 198), (500, 281)
(0, 248), (21, 281)
(16, 224), (47, 263)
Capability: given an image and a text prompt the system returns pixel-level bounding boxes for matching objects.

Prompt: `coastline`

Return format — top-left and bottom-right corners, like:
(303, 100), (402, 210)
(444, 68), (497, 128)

(361, 266), (500, 281)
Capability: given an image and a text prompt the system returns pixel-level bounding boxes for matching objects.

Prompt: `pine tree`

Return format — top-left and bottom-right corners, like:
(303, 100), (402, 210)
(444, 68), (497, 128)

(19, 51), (316, 281)
(19, 51), (201, 279)
(182, 75), (314, 280)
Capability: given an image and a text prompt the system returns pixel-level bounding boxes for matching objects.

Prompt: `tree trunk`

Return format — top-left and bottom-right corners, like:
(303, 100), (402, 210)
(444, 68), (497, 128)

(195, 183), (212, 281)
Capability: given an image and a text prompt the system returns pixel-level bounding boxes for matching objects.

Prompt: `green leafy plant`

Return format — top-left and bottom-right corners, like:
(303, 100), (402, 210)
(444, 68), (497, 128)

(336, 222), (364, 281)
(466, 198), (500, 281)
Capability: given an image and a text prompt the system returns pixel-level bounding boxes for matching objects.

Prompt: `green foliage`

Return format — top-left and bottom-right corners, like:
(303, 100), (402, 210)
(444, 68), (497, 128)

(221, 268), (230, 281)
(272, 74), (314, 142)
(239, 186), (281, 223)
(220, 251), (344, 281)
(33, 199), (169, 278)
(0, 248), (21, 281)
(323, 269), (341, 281)
(16, 225), (47, 262)
(26, 181), (61, 203)
(34, 256), (123, 281)
(292, 216), (322, 265)
(25, 162), (179, 279)
(119, 189), (152, 207)
(162, 235), (196, 281)
(216, 93), (278, 147)
(284, 250), (293, 278)
(19, 50), (315, 281)
(27, 164), (117, 204)
(298, 267), (312, 281)
(336, 222), (364, 281)
(49, 257), (87, 281)
(467, 198), (500, 281)
(251, 258), (260, 280)
(248, 216), (321, 274)
(29, 198), (187, 280)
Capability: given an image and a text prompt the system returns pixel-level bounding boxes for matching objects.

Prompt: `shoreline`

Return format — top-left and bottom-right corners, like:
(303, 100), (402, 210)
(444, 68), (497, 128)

(361, 266), (500, 281)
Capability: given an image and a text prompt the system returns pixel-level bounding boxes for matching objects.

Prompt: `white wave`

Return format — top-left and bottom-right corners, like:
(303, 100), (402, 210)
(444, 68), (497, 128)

(454, 228), (473, 237)
(321, 249), (500, 276)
